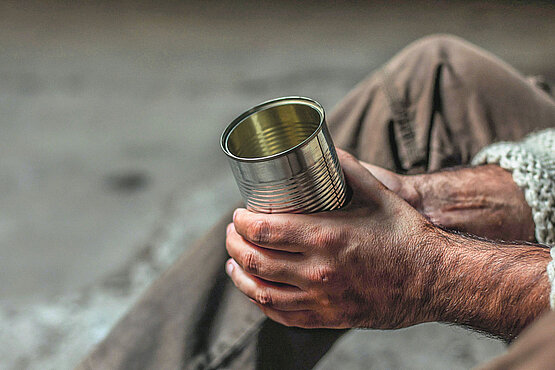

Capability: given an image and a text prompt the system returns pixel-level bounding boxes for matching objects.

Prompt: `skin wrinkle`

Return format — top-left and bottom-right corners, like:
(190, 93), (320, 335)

(408, 164), (536, 241)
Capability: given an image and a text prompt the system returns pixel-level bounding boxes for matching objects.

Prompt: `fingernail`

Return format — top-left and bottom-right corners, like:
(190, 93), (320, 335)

(226, 223), (232, 235)
(226, 260), (235, 275)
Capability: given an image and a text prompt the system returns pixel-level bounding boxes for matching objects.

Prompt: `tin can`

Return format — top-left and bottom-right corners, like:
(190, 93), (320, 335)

(221, 97), (347, 213)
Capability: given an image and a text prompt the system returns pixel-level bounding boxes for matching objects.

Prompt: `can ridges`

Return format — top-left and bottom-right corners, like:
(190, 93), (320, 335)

(236, 149), (346, 214)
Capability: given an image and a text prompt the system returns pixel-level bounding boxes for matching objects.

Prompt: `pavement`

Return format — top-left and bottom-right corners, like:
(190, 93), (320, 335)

(0, 1), (553, 368)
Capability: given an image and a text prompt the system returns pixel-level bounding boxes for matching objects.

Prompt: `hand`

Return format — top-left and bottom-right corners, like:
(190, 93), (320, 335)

(225, 149), (439, 329)
(360, 163), (535, 242)
(225, 149), (550, 340)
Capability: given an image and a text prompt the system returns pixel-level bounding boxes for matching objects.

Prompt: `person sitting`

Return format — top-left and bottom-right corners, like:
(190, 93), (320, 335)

(78, 35), (555, 370)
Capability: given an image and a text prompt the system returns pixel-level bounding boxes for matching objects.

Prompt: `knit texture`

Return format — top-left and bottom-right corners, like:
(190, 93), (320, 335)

(472, 128), (555, 307)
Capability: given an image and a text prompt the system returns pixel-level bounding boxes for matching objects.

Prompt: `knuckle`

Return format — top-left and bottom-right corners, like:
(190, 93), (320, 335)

(248, 220), (271, 244)
(313, 291), (332, 308)
(255, 289), (273, 307)
(242, 251), (259, 275)
(312, 228), (338, 248)
(307, 265), (335, 285)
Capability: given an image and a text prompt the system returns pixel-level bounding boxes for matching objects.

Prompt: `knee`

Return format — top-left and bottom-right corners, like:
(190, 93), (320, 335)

(418, 34), (465, 47)
(405, 34), (472, 59)
(384, 33), (475, 77)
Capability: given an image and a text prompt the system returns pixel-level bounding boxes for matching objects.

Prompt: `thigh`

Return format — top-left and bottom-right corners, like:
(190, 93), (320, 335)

(328, 34), (555, 174)
(479, 310), (555, 369)
(78, 208), (345, 370)
(78, 206), (263, 369)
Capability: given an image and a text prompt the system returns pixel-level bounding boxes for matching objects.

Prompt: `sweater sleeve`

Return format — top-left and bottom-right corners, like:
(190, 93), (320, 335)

(471, 128), (555, 307)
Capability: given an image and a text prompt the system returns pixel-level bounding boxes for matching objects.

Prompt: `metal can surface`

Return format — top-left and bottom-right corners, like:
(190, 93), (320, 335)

(221, 96), (348, 213)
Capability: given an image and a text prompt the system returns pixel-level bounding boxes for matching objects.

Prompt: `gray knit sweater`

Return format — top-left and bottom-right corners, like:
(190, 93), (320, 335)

(472, 128), (555, 307)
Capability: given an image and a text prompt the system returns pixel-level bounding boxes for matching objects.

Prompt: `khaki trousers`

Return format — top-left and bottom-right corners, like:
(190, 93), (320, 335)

(78, 35), (555, 370)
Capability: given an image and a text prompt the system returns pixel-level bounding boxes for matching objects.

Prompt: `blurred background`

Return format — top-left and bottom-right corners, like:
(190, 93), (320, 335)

(0, 0), (553, 368)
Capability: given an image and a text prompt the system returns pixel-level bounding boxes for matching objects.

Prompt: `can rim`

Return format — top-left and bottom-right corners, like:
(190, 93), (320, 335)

(220, 96), (325, 163)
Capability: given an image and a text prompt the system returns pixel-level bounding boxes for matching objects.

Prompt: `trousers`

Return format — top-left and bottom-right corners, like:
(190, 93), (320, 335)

(78, 35), (555, 369)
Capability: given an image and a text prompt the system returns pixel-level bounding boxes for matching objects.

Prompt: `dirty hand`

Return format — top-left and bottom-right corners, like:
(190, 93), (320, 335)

(225, 149), (440, 329)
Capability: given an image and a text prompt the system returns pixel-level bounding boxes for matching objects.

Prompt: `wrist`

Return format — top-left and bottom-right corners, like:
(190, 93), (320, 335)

(400, 221), (450, 325)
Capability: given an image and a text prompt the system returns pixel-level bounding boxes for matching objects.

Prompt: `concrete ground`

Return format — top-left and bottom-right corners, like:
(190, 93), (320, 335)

(0, 0), (553, 368)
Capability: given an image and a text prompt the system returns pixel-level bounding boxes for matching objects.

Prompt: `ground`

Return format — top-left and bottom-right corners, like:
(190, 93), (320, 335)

(0, 1), (553, 368)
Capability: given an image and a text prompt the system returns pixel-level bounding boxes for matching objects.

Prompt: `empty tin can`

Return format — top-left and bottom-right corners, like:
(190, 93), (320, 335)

(221, 96), (348, 213)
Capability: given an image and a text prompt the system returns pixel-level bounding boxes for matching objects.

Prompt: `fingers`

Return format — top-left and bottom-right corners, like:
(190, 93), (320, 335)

(225, 259), (315, 311)
(226, 223), (305, 286)
(232, 208), (330, 252)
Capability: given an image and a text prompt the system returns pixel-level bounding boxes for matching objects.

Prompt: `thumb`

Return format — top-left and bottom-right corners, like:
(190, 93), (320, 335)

(359, 162), (403, 195)
(359, 160), (420, 209)
(336, 148), (387, 202)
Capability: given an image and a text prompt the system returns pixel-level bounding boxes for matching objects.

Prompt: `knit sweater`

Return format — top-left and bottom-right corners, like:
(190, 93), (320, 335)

(472, 128), (555, 308)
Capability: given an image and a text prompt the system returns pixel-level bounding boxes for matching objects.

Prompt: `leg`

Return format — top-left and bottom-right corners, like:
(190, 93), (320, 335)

(330, 34), (554, 173)
(479, 309), (555, 369)
(78, 35), (555, 370)
(77, 209), (260, 369)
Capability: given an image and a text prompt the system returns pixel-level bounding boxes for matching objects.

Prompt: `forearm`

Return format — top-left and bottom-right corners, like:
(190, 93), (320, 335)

(428, 228), (551, 341)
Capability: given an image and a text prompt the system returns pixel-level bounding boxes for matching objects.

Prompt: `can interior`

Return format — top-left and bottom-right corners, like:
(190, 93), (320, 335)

(226, 102), (321, 159)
